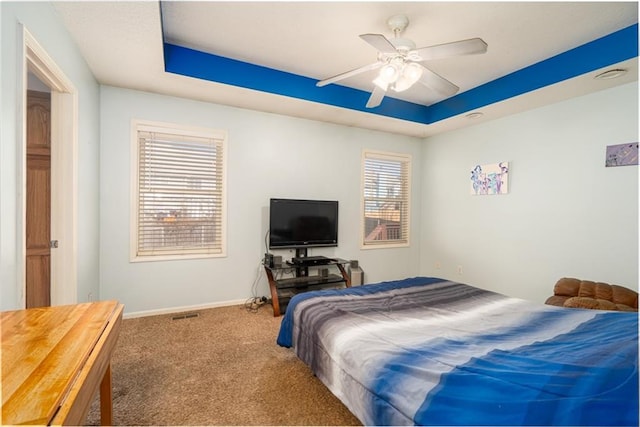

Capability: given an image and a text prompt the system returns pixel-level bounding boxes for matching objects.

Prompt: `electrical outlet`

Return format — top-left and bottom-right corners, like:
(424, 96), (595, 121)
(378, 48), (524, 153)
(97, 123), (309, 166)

(88, 292), (93, 302)
(457, 265), (463, 275)
(434, 261), (441, 270)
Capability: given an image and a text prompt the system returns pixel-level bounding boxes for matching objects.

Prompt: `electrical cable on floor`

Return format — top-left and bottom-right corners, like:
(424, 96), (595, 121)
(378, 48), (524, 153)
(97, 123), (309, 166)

(244, 296), (267, 313)
(245, 257), (268, 313)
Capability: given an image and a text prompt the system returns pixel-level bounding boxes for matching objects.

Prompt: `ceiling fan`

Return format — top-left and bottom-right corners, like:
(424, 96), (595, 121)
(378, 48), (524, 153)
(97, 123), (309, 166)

(316, 14), (488, 108)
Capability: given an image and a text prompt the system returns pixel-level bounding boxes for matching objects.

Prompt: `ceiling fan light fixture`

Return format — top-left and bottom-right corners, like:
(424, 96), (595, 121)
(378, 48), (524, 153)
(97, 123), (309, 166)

(376, 62), (401, 85)
(392, 63), (423, 92)
(318, 14), (488, 108)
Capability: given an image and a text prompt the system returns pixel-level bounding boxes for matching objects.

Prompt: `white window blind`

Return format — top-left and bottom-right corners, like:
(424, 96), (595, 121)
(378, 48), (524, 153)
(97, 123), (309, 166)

(133, 123), (226, 259)
(362, 150), (410, 247)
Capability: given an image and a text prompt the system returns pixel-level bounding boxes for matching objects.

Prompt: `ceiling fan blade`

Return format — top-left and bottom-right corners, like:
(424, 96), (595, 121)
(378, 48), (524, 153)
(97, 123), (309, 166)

(417, 65), (459, 97)
(360, 33), (398, 54)
(413, 38), (488, 61)
(316, 61), (383, 87)
(366, 85), (386, 108)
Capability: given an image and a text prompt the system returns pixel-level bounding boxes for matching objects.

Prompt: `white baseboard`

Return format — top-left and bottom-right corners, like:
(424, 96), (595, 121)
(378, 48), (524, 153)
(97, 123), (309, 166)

(123, 299), (248, 319)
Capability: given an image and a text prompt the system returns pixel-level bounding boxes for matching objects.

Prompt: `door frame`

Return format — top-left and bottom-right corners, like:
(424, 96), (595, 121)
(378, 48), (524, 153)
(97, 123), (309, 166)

(19, 26), (78, 306)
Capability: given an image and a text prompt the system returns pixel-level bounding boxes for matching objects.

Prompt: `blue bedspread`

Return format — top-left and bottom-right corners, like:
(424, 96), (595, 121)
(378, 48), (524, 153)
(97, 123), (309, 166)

(277, 277), (639, 426)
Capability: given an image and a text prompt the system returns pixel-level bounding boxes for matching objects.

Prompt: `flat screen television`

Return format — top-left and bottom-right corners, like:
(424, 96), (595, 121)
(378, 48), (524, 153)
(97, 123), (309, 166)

(269, 198), (338, 249)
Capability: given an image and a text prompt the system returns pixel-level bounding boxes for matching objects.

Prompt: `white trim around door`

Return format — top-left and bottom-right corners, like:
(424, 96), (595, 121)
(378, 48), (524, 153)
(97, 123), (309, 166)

(19, 26), (78, 306)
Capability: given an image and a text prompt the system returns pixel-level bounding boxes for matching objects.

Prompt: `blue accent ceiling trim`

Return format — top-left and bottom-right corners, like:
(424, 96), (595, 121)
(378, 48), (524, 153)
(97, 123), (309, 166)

(427, 24), (639, 123)
(163, 24), (637, 126)
(163, 43), (430, 123)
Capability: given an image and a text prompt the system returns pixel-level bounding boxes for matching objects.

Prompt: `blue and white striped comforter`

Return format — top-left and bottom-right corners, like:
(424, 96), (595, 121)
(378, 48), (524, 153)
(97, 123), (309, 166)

(277, 277), (638, 426)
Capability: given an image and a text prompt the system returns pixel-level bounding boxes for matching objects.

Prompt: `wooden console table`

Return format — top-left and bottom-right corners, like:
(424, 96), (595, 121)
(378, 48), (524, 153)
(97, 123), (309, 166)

(1, 300), (124, 425)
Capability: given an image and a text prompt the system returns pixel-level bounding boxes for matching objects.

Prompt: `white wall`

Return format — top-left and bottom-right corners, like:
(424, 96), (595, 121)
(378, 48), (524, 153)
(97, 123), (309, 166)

(0, 2), (101, 310)
(99, 86), (423, 314)
(2, 3), (635, 315)
(420, 83), (639, 303)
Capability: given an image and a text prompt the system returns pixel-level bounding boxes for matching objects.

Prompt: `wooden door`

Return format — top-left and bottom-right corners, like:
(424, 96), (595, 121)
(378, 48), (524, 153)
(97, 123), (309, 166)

(26, 90), (51, 308)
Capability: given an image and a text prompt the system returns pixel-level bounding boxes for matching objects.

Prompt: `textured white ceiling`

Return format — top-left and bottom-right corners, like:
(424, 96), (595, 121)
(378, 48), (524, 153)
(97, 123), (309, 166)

(53, 1), (638, 137)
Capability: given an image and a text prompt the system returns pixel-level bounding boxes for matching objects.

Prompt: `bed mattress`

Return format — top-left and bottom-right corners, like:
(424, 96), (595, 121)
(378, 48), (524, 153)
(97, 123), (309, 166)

(277, 277), (638, 426)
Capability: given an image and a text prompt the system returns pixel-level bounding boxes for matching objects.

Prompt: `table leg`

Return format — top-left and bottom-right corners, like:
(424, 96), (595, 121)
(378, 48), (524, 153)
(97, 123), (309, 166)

(99, 364), (113, 425)
(265, 267), (281, 316)
(337, 264), (352, 287)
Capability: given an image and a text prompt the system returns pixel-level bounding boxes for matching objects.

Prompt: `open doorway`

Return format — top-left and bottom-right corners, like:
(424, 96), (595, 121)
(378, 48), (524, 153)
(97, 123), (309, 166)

(21, 27), (78, 307)
(25, 75), (52, 307)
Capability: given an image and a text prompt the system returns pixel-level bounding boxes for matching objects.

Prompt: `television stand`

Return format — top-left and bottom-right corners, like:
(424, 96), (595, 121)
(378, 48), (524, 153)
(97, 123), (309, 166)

(264, 257), (351, 316)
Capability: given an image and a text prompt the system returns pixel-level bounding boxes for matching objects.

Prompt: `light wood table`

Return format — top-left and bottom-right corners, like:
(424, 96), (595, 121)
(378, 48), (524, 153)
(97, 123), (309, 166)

(1, 300), (124, 425)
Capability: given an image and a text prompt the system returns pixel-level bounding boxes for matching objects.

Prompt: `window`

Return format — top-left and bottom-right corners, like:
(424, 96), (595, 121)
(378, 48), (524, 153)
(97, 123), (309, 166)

(131, 120), (227, 261)
(361, 150), (410, 248)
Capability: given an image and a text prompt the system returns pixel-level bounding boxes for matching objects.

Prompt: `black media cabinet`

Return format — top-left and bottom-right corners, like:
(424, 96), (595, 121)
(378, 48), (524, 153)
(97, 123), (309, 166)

(264, 258), (351, 316)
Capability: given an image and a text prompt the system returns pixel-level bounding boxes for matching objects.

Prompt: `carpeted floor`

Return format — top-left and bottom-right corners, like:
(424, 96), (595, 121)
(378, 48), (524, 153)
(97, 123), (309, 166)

(85, 303), (361, 426)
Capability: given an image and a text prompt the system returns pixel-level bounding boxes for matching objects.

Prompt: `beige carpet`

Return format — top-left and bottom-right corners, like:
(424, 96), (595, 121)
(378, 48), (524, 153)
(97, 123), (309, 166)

(85, 303), (361, 426)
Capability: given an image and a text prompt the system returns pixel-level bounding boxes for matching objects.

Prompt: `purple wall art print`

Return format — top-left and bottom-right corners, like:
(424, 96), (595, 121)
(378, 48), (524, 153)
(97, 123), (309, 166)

(470, 162), (509, 195)
(606, 143), (638, 167)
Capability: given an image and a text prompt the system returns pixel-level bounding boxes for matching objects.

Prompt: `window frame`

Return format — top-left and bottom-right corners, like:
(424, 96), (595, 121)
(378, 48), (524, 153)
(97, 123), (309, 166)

(130, 119), (227, 262)
(360, 149), (411, 250)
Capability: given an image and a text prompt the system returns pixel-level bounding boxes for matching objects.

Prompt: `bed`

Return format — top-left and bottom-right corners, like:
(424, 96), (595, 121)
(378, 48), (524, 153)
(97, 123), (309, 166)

(277, 277), (638, 426)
